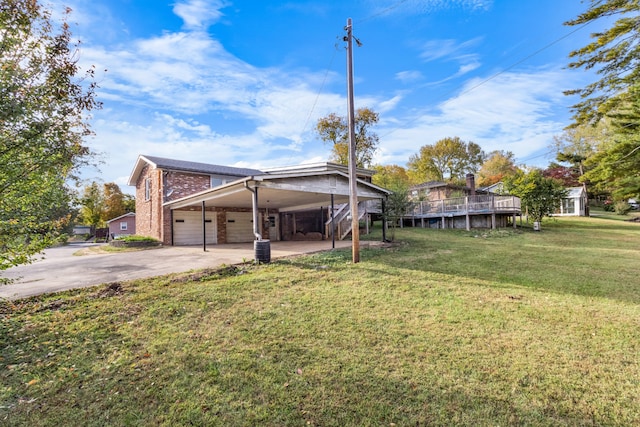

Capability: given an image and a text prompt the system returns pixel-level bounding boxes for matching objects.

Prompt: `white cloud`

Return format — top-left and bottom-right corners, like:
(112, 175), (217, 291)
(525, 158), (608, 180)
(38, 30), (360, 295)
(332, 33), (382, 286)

(395, 70), (423, 83)
(374, 68), (573, 167)
(365, 0), (493, 16)
(419, 38), (482, 63)
(173, 0), (229, 30)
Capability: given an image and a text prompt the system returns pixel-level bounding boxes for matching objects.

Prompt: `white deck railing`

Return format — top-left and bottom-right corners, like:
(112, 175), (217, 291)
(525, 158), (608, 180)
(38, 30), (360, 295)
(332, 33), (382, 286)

(409, 195), (521, 217)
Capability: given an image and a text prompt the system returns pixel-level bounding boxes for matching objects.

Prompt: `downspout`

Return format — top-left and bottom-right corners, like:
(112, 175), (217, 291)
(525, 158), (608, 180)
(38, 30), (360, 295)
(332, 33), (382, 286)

(244, 180), (262, 240)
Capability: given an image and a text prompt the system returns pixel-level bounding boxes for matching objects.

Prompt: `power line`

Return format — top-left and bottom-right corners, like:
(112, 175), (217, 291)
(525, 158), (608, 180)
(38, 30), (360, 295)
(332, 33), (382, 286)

(299, 44), (339, 136)
(354, 0), (411, 24)
(376, 20), (593, 143)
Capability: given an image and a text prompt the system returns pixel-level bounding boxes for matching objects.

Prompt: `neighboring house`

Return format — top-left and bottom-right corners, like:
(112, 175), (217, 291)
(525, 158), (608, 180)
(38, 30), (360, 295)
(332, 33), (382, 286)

(127, 155), (390, 246)
(554, 187), (588, 217)
(410, 174), (478, 201)
(478, 181), (506, 195)
(72, 225), (92, 235)
(106, 212), (136, 239)
(405, 174), (521, 230)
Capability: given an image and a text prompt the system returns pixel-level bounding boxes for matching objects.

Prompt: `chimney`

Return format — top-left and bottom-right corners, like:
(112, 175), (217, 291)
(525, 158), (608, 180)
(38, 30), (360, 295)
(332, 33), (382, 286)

(466, 173), (476, 195)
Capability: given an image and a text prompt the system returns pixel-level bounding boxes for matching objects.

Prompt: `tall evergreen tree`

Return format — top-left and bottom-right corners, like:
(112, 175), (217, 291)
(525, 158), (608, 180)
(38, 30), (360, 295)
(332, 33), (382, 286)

(565, 0), (640, 124)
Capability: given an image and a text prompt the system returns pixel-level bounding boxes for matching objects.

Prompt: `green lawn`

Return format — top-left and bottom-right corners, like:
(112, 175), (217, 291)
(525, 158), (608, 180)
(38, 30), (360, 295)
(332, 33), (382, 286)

(1, 216), (639, 426)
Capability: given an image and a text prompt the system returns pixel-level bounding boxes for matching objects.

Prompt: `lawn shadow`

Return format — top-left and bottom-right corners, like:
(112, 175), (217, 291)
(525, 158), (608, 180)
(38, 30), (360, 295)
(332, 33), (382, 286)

(360, 220), (640, 305)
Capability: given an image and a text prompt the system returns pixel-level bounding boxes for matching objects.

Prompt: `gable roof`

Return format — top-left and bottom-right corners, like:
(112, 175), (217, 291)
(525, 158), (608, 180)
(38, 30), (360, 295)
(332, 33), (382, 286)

(127, 155), (264, 186)
(566, 187), (586, 198)
(164, 170), (390, 211)
(106, 212), (135, 223)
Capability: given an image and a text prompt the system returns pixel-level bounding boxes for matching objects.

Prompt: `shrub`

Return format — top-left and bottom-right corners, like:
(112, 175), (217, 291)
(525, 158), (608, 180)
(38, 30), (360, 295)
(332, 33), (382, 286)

(110, 235), (161, 248)
(613, 201), (631, 215)
(115, 235), (159, 242)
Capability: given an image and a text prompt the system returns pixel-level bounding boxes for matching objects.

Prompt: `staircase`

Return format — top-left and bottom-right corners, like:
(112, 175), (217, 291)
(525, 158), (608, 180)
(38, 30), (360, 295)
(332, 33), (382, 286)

(325, 201), (370, 240)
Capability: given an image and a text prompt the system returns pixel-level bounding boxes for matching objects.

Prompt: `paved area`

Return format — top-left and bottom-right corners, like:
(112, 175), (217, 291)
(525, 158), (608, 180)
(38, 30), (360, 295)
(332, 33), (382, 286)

(0, 240), (358, 300)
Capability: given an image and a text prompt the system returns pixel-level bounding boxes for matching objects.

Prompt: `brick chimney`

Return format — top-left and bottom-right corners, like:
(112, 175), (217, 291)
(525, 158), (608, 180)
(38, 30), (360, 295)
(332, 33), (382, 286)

(466, 173), (476, 195)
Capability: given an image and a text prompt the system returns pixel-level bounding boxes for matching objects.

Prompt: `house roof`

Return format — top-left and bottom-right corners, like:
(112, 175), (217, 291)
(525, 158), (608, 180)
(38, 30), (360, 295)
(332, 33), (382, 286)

(566, 187), (586, 198)
(164, 170), (390, 211)
(127, 155), (264, 186)
(264, 162), (375, 178)
(478, 182), (505, 194)
(106, 212), (135, 223)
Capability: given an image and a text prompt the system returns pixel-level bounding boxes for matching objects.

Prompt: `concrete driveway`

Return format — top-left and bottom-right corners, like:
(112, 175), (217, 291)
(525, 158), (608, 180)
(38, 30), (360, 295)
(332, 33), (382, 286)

(0, 240), (356, 300)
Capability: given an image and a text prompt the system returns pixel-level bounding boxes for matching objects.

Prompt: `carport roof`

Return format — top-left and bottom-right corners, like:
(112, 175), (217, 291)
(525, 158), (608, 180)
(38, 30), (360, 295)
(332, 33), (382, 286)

(164, 170), (390, 211)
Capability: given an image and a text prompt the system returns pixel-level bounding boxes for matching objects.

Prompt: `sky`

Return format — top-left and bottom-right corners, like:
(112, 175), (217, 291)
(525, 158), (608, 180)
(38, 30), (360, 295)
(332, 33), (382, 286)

(52, 0), (606, 194)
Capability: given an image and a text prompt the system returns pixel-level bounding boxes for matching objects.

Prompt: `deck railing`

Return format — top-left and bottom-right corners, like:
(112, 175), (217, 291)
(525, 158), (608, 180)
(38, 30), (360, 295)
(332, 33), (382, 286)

(408, 195), (521, 217)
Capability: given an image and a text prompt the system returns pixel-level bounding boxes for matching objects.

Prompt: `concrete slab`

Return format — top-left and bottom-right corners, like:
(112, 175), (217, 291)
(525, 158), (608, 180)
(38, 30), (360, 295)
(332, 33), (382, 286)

(0, 240), (364, 300)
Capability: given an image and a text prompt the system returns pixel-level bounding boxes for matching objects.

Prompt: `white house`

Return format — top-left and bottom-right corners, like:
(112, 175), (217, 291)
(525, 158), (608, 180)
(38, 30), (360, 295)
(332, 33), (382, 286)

(555, 187), (587, 216)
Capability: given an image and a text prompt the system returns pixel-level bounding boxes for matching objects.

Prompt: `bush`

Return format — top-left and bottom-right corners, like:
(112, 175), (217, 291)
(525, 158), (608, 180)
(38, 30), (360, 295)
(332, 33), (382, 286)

(110, 235), (161, 248)
(115, 235), (158, 242)
(613, 201), (631, 215)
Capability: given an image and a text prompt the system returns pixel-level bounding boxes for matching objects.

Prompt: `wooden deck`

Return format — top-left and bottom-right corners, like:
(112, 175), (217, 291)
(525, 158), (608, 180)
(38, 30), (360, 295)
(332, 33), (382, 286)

(403, 195), (521, 230)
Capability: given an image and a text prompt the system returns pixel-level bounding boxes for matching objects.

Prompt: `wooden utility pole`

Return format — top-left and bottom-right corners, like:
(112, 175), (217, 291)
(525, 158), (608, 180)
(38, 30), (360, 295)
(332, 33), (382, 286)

(346, 18), (360, 263)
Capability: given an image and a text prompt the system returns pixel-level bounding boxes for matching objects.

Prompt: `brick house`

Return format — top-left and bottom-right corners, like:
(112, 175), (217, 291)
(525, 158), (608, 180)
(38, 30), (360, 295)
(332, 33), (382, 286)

(410, 174), (478, 201)
(127, 155), (389, 246)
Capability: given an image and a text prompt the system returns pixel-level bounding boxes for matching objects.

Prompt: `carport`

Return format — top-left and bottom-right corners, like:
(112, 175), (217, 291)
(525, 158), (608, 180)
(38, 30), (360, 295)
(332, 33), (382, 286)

(164, 169), (390, 250)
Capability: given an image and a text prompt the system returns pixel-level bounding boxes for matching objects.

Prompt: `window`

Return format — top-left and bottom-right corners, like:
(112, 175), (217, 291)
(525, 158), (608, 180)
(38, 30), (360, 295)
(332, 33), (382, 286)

(120, 222), (128, 231)
(145, 178), (151, 200)
(562, 198), (575, 214)
(211, 176), (228, 188)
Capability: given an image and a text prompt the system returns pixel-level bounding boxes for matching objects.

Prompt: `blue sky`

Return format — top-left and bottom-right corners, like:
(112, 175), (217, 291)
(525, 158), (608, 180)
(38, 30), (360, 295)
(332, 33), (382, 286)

(56, 0), (603, 193)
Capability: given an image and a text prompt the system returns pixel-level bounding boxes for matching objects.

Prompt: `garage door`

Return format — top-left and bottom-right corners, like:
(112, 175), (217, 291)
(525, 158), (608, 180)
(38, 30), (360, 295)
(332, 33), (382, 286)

(226, 212), (259, 243)
(173, 211), (217, 245)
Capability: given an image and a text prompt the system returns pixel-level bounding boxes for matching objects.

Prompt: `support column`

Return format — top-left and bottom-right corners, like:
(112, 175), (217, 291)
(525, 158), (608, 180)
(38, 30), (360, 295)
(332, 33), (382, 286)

(331, 194), (335, 248)
(252, 186), (259, 238)
(381, 197), (387, 243)
(202, 201), (206, 252)
(465, 197), (470, 231)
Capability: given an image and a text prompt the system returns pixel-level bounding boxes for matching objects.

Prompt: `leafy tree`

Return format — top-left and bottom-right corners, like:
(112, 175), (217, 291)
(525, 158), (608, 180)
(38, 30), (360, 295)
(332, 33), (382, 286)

(543, 162), (581, 187)
(382, 183), (412, 242)
(565, 0), (640, 124)
(1, 1), (99, 272)
(477, 150), (519, 187)
(316, 107), (379, 167)
(78, 182), (133, 226)
(103, 182), (135, 221)
(80, 182), (105, 227)
(123, 194), (136, 214)
(407, 137), (486, 184)
(371, 164), (410, 189)
(504, 170), (568, 226)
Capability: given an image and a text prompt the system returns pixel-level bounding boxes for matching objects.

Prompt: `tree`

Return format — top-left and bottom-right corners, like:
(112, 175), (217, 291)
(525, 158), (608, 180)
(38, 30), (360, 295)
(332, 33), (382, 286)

(407, 137), (486, 184)
(582, 84), (640, 201)
(316, 107), (379, 167)
(504, 170), (568, 226)
(103, 182), (135, 221)
(565, 1), (640, 125)
(371, 164), (411, 189)
(80, 182), (105, 227)
(1, 1), (100, 272)
(477, 150), (519, 187)
(382, 182), (412, 242)
(543, 162), (581, 187)
(78, 182), (134, 226)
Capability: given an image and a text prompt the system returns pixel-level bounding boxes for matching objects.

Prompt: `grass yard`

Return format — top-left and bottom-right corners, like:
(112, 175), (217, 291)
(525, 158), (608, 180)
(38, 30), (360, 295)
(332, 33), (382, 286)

(1, 216), (639, 426)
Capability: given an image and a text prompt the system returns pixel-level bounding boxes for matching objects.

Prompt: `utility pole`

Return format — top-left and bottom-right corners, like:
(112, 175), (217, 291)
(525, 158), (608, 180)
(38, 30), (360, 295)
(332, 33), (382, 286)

(345, 18), (360, 263)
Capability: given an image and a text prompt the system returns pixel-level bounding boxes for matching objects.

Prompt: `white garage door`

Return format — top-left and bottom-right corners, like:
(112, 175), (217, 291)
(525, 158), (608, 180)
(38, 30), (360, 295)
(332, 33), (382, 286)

(173, 211), (217, 245)
(226, 212), (259, 243)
